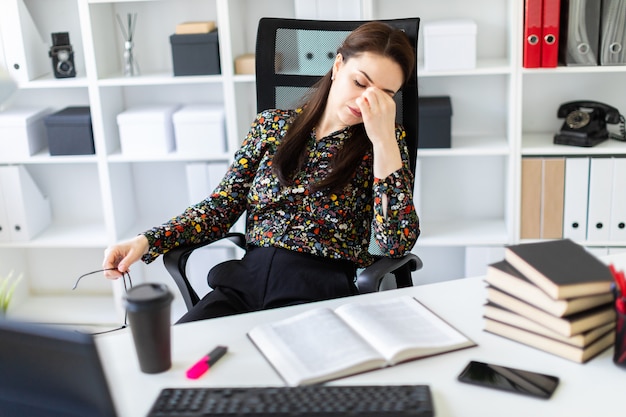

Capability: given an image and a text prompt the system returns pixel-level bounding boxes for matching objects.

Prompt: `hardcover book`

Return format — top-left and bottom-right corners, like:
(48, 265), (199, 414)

(486, 286), (616, 337)
(484, 318), (615, 363)
(486, 260), (613, 317)
(504, 239), (614, 299)
(483, 302), (615, 348)
(247, 296), (476, 386)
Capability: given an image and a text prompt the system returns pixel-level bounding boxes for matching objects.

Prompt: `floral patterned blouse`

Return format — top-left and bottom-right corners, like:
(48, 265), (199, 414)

(142, 109), (419, 268)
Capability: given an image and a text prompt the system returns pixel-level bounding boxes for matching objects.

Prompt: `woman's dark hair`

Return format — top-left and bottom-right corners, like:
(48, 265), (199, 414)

(272, 21), (416, 192)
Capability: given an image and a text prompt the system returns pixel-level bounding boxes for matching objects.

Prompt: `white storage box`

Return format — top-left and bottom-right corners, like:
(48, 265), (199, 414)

(0, 107), (51, 159)
(173, 105), (226, 156)
(117, 105), (180, 156)
(423, 20), (477, 71)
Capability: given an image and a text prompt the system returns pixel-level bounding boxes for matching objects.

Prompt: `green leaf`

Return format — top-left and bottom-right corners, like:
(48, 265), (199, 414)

(1, 271), (22, 313)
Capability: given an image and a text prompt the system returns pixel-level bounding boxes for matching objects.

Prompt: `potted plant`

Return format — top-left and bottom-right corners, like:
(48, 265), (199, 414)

(0, 271), (22, 316)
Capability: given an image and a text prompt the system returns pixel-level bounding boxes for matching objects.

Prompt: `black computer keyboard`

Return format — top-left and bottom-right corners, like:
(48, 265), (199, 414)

(147, 384), (434, 417)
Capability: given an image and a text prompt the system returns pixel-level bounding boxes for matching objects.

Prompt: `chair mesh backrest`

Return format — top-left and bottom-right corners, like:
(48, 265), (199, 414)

(255, 18), (419, 256)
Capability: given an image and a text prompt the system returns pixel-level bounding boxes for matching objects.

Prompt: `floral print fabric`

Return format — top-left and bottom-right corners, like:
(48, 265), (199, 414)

(142, 109), (419, 267)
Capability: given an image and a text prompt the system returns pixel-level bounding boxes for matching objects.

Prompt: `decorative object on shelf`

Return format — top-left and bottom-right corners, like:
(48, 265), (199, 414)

(175, 21), (216, 35)
(423, 19), (477, 71)
(43, 106), (95, 155)
(116, 13), (139, 77)
(117, 104), (180, 156)
(235, 53), (255, 74)
(0, 270), (22, 316)
(554, 100), (626, 147)
(173, 104), (226, 156)
(418, 96), (452, 149)
(169, 30), (220, 76)
(48, 32), (76, 78)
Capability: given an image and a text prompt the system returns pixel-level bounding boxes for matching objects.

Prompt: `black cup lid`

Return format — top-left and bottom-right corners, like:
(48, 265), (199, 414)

(124, 283), (173, 312)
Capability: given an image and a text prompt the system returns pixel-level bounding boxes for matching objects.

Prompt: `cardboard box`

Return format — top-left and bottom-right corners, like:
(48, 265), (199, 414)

(424, 20), (477, 71)
(173, 105), (226, 156)
(235, 53), (255, 75)
(0, 107), (51, 159)
(175, 21), (216, 35)
(170, 31), (220, 76)
(117, 105), (180, 156)
(44, 107), (94, 155)
(418, 96), (452, 149)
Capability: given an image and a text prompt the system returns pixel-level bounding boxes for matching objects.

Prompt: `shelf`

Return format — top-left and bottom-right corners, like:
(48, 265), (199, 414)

(522, 65), (626, 76)
(106, 150), (231, 163)
(88, 0), (160, 4)
(416, 219), (509, 247)
(20, 74), (90, 89)
(233, 74), (255, 83)
(0, 223), (108, 249)
(8, 295), (121, 326)
(97, 72), (224, 87)
(520, 238), (626, 248)
(419, 58), (511, 77)
(9, 293), (189, 332)
(522, 133), (626, 156)
(417, 135), (509, 157)
(0, 149), (99, 165)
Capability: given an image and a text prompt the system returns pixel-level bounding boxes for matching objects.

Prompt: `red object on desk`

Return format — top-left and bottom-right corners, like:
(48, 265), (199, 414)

(609, 264), (626, 314)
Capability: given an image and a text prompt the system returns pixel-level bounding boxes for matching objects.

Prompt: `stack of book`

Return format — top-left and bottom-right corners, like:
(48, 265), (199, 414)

(483, 239), (616, 363)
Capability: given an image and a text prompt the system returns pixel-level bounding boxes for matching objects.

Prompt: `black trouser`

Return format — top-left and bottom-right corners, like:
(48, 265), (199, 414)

(176, 246), (359, 324)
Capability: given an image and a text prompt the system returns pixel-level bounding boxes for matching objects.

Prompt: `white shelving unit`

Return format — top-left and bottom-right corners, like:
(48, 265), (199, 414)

(1, 0), (625, 323)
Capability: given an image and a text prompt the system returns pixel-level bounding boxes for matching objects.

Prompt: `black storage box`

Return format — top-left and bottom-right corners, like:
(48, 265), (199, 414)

(418, 96), (452, 148)
(44, 106), (94, 155)
(170, 31), (221, 76)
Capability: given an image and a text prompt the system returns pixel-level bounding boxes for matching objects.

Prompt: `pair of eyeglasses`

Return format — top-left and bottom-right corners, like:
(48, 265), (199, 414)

(72, 268), (133, 335)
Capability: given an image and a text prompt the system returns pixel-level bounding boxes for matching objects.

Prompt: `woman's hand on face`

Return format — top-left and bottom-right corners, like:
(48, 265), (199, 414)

(102, 235), (149, 279)
(356, 86), (403, 178)
(355, 86), (397, 148)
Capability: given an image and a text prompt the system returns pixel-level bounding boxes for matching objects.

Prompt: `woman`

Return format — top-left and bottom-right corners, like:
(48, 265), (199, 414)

(103, 21), (420, 323)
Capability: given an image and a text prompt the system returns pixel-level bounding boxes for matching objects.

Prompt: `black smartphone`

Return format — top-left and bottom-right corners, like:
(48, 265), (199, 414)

(457, 361), (559, 399)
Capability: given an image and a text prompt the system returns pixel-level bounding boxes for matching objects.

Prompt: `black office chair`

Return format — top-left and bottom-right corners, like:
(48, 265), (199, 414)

(164, 17), (423, 312)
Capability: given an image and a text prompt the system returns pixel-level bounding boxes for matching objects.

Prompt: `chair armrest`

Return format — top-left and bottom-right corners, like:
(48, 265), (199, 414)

(162, 233), (246, 311)
(356, 253), (423, 294)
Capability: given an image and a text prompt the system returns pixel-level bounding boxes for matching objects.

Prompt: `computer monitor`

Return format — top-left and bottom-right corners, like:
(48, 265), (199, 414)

(0, 319), (118, 417)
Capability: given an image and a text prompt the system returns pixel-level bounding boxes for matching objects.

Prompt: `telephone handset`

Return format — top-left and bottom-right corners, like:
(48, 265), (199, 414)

(554, 100), (626, 147)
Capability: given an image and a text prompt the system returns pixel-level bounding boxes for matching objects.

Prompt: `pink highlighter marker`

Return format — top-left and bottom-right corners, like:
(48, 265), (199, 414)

(186, 345), (228, 380)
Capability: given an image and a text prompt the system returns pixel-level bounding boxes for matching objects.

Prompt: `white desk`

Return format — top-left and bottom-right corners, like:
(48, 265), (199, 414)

(96, 253), (626, 417)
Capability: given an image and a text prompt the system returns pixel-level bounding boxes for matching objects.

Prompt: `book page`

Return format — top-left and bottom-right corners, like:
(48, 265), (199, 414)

(248, 308), (385, 386)
(335, 296), (472, 364)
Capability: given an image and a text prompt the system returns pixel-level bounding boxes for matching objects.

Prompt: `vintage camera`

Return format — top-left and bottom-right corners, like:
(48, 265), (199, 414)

(49, 32), (76, 78)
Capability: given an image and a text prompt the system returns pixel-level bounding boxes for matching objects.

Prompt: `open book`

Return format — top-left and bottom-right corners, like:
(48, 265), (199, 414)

(247, 296), (476, 386)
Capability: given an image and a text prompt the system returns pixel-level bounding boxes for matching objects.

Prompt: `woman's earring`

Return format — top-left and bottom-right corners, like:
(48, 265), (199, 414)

(331, 75), (335, 81)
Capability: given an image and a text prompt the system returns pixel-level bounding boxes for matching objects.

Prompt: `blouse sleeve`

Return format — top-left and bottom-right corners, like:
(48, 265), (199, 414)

(370, 127), (420, 257)
(140, 113), (269, 264)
